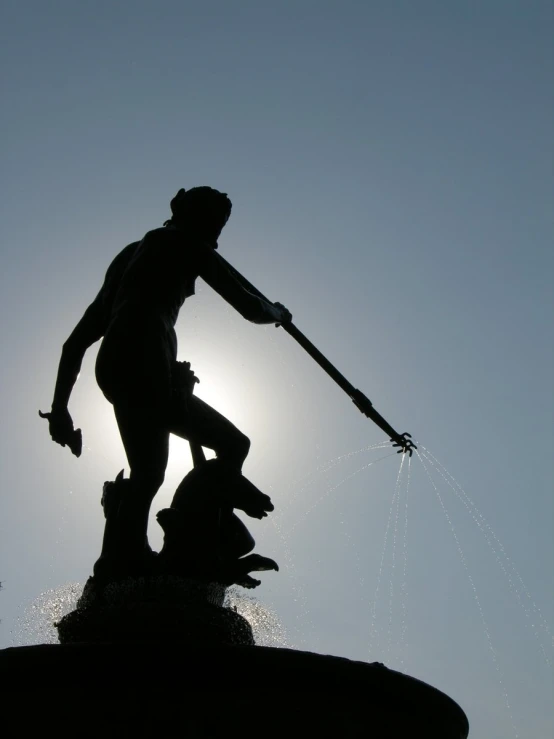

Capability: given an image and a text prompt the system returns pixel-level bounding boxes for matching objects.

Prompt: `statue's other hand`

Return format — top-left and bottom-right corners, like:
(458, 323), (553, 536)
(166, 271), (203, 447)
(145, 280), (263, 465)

(173, 360), (200, 397)
(39, 408), (82, 457)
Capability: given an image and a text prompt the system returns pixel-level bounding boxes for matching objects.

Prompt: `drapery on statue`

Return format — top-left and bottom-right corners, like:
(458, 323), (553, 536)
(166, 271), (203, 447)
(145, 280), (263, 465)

(41, 186), (291, 584)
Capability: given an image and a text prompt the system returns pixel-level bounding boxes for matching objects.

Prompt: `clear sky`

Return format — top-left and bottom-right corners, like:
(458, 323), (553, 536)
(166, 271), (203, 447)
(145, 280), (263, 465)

(1, 1), (552, 736)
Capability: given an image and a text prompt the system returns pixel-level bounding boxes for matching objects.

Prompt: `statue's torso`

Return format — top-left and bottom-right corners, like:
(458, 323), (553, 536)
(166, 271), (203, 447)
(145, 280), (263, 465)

(110, 227), (198, 334)
(96, 227), (205, 399)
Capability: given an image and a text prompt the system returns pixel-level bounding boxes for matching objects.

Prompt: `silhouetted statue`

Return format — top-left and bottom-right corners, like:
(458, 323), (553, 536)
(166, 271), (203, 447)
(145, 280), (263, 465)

(41, 187), (291, 583)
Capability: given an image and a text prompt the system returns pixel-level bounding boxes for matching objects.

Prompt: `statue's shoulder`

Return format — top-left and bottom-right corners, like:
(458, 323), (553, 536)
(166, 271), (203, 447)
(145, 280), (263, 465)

(144, 226), (214, 261)
(130, 228), (183, 262)
(142, 226), (177, 244)
(142, 225), (200, 248)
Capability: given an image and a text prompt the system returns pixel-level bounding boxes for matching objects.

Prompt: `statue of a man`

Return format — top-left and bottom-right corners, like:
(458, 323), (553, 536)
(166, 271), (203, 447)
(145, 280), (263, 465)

(42, 187), (291, 579)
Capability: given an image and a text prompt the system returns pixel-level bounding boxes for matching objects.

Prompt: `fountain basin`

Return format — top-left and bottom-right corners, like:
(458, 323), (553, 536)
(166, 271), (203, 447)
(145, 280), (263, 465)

(1, 642), (469, 738)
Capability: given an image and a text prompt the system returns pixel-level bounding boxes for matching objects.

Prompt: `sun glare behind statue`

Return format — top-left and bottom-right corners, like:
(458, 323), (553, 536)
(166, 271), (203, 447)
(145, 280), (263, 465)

(69, 302), (296, 524)
(170, 350), (268, 465)
(70, 344), (267, 473)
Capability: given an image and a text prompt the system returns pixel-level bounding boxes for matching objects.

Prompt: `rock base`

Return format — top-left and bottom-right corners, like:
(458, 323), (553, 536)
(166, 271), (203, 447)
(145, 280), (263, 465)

(56, 575), (254, 646)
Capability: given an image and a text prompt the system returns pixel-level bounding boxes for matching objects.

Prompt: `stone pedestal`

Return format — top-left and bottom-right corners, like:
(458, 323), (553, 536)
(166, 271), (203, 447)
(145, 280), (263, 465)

(1, 642), (469, 737)
(1, 576), (469, 737)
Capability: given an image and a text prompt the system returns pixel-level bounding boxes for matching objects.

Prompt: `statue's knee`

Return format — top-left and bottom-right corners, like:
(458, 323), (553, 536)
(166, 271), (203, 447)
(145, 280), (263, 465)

(236, 431), (250, 462)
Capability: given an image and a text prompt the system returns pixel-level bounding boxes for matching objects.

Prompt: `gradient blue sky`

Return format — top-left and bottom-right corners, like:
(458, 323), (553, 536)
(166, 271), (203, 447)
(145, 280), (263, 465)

(1, 2), (552, 736)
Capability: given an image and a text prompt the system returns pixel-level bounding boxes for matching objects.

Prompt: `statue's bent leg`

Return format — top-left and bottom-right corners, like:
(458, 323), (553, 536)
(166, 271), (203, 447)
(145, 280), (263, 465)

(168, 394), (274, 514)
(169, 395), (250, 470)
(155, 393), (273, 584)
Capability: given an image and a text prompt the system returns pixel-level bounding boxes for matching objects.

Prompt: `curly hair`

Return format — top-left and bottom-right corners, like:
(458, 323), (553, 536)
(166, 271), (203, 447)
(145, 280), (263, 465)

(164, 187), (232, 239)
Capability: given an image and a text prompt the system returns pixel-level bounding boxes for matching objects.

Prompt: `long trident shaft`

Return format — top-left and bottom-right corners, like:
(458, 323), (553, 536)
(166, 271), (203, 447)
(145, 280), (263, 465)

(215, 252), (415, 455)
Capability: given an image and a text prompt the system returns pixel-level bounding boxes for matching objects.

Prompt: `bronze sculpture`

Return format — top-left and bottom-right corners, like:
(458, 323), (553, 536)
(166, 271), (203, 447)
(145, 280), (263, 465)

(41, 184), (415, 593)
(41, 186), (290, 585)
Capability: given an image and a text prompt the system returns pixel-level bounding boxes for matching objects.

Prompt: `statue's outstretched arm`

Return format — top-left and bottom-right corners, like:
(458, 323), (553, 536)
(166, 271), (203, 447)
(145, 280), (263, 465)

(201, 249), (416, 454)
(198, 247), (291, 325)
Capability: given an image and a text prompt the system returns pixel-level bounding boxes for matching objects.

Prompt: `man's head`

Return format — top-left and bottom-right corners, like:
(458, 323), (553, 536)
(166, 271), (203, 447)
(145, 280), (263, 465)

(168, 187), (232, 245)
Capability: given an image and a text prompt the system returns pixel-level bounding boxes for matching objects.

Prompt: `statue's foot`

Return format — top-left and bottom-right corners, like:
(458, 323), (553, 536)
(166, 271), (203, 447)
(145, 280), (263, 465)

(228, 475), (274, 519)
(101, 470), (127, 520)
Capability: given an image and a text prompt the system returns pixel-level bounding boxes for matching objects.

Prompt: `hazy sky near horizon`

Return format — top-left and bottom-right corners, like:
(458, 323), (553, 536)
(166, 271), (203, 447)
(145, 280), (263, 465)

(1, 2), (552, 736)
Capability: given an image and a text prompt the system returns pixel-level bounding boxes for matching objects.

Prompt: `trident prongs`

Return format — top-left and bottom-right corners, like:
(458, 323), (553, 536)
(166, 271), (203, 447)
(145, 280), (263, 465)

(390, 432), (417, 457)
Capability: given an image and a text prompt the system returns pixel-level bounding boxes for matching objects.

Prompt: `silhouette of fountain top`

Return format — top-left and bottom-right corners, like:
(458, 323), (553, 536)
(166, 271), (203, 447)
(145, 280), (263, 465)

(24, 187), (470, 737)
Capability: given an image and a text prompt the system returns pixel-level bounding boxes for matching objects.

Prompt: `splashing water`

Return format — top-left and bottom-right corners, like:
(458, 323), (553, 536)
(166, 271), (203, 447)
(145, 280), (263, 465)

(277, 442), (390, 518)
(284, 439), (548, 735)
(13, 583), (82, 646)
(225, 587), (294, 648)
(271, 443), (398, 648)
(13, 583), (293, 649)
(396, 455), (412, 667)
(386, 454), (405, 658)
(420, 445), (553, 668)
(368, 454), (405, 659)
(270, 514), (314, 647)
(288, 449), (396, 534)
